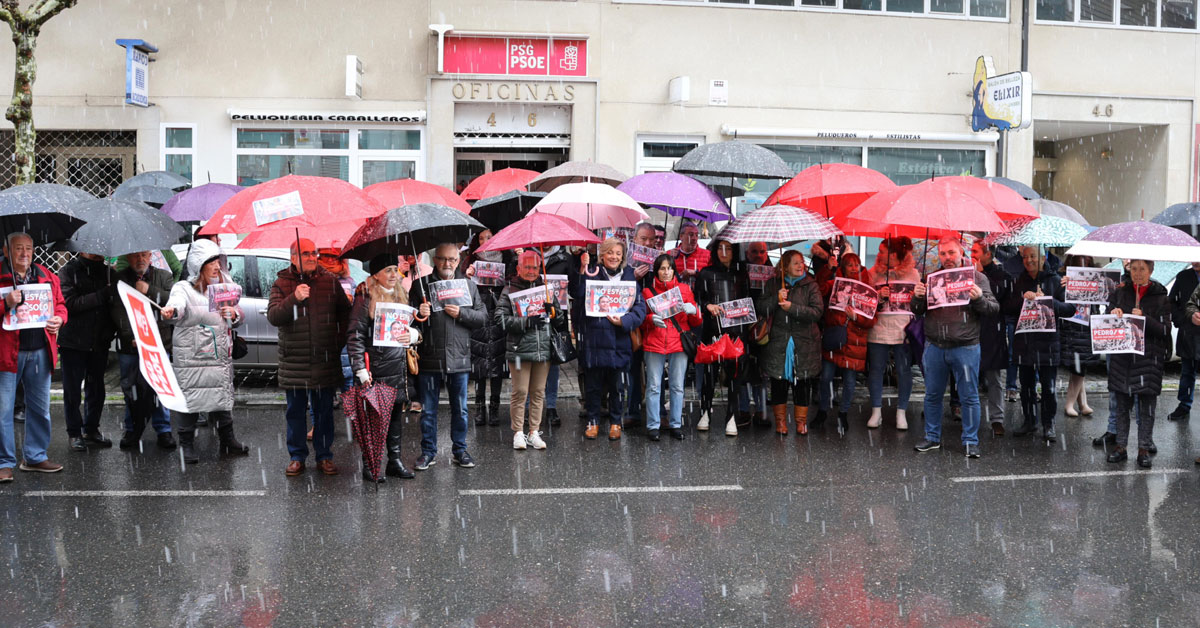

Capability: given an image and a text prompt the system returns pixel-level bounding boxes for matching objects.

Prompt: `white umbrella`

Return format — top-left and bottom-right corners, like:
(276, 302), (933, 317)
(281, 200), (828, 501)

(529, 182), (649, 231)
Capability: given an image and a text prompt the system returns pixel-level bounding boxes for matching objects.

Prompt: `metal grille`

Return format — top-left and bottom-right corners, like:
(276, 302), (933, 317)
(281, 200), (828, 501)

(0, 130), (138, 272)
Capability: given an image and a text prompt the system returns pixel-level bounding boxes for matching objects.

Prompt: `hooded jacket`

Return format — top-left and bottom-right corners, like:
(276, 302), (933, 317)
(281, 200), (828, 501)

(164, 239), (243, 412)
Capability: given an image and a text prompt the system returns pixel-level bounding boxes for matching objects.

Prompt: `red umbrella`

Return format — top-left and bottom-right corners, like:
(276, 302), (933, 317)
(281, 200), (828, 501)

(477, 212), (600, 253)
(199, 175), (387, 237)
(364, 179), (470, 213)
(340, 381), (398, 483)
(235, 219), (364, 249)
(841, 178), (1007, 238)
(763, 163), (896, 222)
(939, 176), (1038, 221)
(695, 334), (744, 364)
(461, 168), (540, 202)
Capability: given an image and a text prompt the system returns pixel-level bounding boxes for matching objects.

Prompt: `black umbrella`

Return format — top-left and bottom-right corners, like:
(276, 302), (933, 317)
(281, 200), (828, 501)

(55, 198), (187, 257)
(672, 140), (794, 180)
(0, 183), (92, 244)
(1151, 202), (1200, 239)
(111, 184), (175, 207)
(469, 190), (546, 232)
(982, 176), (1040, 200)
(341, 203), (485, 262)
(114, 170), (191, 195)
(690, 174), (746, 198)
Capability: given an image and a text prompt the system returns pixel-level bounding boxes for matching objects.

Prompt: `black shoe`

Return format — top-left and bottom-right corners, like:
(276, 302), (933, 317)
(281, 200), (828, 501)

(363, 469), (386, 483)
(736, 411), (752, 428)
(1092, 432), (1117, 447)
(414, 454), (435, 471)
(385, 458), (414, 479)
(474, 403), (488, 426)
(1107, 448), (1128, 463)
(1136, 450), (1152, 468)
(69, 437), (87, 452)
(548, 407), (561, 427)
(1168, 405), (1191, 421)
(965, 444), (981, 458)
(178, 432), (199, 464)
(195, 415), (209, 427)
(1043, 427), (1057, 443)
(217, 424), (250, 456)
(452, 451), (476, 468)
(647, 429), (660, 442)
(1012, 422), (1038, 437)
(670, 428), (684, 440)
(836, 411), (849, 436)
(488, 404), (501, 427)
(914, 439), (941, 452)
(1148, 442), (1158, 455)
(810, 410), (827, 430)
(82, 432), (112, 448)
(118, 432), (139, 450)
(752, 411), (770, 428)
(156, 432), (177, 450)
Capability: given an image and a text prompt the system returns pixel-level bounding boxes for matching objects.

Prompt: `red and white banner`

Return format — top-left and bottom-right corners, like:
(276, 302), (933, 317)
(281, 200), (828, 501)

(444, 36), (588, 77)
(117, 281), (190, 413)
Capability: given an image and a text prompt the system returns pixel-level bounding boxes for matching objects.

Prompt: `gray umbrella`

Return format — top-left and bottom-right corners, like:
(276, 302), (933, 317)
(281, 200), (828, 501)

(0, 183), (93, 244)
(56, 198), (187, 257)
(690, 174), (746, 198)
(1150, 202), (1200, 239)
(671, 140), (793, 179)
(1030, 198), (1090, 227)
(114, 170), (191, 195)
(526, 161), (628, 193)
(112, 184), (176, 207)
(983, 176), (1040, 200)
(469, 190), (546, 231)
(342, 203), (485, 262)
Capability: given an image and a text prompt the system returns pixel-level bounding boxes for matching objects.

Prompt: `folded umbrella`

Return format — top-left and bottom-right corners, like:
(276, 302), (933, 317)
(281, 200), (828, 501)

(462, 168), (540, 202)
(365, 179), (470, 213)
(340, 381), (397, 483)
(529, 182), (648, 231)
(1066, 220), (1200, 263)
(469, 189), (546, 232)
(56, 198), (187, 257)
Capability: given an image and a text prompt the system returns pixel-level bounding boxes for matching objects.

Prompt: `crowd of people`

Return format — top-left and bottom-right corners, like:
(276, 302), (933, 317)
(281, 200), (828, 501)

(0, 217), (1196, 485)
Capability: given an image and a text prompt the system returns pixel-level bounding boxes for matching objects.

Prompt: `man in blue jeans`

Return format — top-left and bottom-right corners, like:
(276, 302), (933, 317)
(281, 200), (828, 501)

(911, 235), (999, 458)
(111, 250), (177, 451)
(413, 243), (486, 470)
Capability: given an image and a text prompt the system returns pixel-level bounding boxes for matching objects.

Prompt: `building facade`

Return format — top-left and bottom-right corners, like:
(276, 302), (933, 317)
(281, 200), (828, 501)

(3, 0), (1197, 229)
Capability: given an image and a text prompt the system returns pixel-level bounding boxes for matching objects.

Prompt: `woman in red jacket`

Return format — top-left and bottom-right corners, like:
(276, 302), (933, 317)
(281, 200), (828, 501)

(816, 253), (877, 435)
(640, 254), (702, 441)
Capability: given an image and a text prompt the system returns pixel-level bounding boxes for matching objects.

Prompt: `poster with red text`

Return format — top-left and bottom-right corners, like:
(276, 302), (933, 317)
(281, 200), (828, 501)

(1090, 314), (1145, 355)
(117, 281), (189, 412)
(584, 281), (638, 317)
(0, 283), (52, 330)
(925, 267), (976, 311)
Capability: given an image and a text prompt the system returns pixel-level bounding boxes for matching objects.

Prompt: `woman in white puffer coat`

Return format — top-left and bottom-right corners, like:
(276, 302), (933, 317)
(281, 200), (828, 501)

(161, 239), (249, 464)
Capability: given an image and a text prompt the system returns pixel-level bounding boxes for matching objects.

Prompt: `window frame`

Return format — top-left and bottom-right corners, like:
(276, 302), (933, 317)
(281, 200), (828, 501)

(231, 123), (426, 187)
(160, 123), (196, 183)
(635, 133), (707, 174)
(613, 0), (1009, 22)
(1035, 0), (1198, 29)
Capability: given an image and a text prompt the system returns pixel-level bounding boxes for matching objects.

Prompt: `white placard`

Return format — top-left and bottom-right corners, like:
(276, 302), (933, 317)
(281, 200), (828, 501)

(252, 190), (305, 226)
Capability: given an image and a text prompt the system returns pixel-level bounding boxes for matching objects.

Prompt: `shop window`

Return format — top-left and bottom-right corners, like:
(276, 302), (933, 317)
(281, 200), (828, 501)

(865, 147), (986, 186)
(1161, 0), (1196, 25)
(236, 155), (348, 186)
(1120, 0), (1156, 23)
(236, 128), (349, 150)
(1082, 0), (1115, 20)
(235, 125), (423, 187)
(635, 135), (704, 174)
(887, 0), (925, 12)
(1036, 0), (1074, 19)
(844, 0), (883, 9)
(755, 0), (796, 5)
(932, 0), (966, 13)
(802, 0), (837, 6)
(362, 160), (417, 187)
(643, 142), (698, 158)
(358, 130), (421, 151)
(161, 124), (194, 184)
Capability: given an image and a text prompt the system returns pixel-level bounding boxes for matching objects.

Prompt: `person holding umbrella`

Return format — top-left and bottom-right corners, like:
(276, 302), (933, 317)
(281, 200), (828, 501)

(670, 220), (710, 288)
(640, 253), (702, 441)
(864, 237), (921, 431)
(756, 250), (824, 436)
(463, 229), (509, 428)
(572, 238), (647, 441)
(159, 239), (250, 464)
(346, 253), (421, 481)
(268, 238), (352, 477)
(912, 235), (999, 458)
(57, 251), (116, 451)
(495, 250), (566, 450)
(694, 238), (752, 435)
(1109, 260), (1170, 468)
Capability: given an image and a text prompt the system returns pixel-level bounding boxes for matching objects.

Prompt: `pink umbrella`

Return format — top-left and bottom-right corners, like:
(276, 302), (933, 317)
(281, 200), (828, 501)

(529, 182), (648, 231)
(365, 179), (470, 213)
(478, 212), (600, 253)
(763, 163), (896, 222)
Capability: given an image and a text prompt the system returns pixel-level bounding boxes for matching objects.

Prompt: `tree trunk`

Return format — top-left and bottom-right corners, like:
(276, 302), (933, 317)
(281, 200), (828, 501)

(5, 24), (37, 185)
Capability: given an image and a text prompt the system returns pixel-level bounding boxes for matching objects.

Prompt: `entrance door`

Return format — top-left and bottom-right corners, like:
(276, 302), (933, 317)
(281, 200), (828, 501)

(453, 150), (567, 193)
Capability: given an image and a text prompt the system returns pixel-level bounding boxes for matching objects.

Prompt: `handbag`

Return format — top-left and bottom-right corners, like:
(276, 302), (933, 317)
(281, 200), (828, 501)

(630, 326), (643, 352)
(667, 317), (698, 360)
(550, 327), (577, 365)
(821, 324), (848, 352)
(406, 347), (420, 375)
(231, 331), (249, 360)
(751, 314), (772, 346)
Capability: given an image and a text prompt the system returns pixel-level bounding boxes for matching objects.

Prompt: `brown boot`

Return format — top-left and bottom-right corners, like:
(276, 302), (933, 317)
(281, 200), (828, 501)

(773, 405), (788, 435)
(794, 406), (808, 436)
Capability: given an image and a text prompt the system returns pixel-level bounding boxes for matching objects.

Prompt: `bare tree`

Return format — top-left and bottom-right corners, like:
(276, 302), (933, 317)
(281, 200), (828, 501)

(0, 0), (77, 185)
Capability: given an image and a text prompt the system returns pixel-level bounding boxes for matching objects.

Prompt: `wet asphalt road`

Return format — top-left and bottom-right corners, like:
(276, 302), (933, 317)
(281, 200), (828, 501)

(2, 389), (1200, 627)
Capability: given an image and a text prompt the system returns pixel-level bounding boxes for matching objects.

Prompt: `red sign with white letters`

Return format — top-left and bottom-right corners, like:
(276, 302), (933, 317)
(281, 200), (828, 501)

(444, 36), (587, 77)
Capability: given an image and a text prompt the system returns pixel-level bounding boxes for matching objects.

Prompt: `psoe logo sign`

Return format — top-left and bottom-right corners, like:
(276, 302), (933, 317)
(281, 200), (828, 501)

(971, 56), (1032, 132)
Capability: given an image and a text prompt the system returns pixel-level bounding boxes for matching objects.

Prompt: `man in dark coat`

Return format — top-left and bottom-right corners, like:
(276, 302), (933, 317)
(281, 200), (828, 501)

(1167, 262), (1200, 421)
(413, 243), (487, 470)
(972, 242), (1011, 436)
(111, 250), (176, 451)
(267, 238), (351, 477)
(541, 245), (573, 427)
(58, 252), (115, 451)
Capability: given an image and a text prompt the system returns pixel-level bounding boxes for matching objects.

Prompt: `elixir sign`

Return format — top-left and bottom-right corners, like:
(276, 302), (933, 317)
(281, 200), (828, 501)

(970, 56), (1032, 131)
(443, 36), (587, 77)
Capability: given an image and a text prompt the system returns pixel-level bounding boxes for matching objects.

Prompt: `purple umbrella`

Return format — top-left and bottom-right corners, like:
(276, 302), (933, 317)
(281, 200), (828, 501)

(1066, 220), (1200, 262)
(617, 172), (731, 222)
(160, 183), (243, 223)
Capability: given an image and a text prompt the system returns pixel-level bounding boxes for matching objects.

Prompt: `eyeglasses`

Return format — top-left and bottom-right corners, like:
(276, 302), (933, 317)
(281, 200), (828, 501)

(434, 256), (459, 264)
(297, 251), (319, 258)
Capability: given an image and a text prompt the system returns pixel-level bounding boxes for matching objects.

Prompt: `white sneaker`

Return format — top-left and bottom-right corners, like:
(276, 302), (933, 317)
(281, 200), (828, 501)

(725, 417), (738, 436)
(867, 408), (882, 429)
(697, 411), (710, 431)
(896, 409), (908, 431)
(527, 431), (547, 450)
(513, 432), (527, 450)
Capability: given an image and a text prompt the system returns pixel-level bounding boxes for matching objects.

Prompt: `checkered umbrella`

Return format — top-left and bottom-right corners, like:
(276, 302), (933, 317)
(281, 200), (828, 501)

(712, 204), (841, 247)
(982, 215), (1087, 248)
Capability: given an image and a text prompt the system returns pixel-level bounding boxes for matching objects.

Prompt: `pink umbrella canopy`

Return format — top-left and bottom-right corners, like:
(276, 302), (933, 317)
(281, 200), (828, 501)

(199, 175), (388, 236)
(938, 176), (1038, 222)
(763, 163), (896, 221)
(478, 212), (601, 253)
(1067, 220), (1200, 262)
(529, 182), (648, 230)
(365, 179), (470, 213)
(460, 168), (540, 202)
(841, 178), (1007, 238)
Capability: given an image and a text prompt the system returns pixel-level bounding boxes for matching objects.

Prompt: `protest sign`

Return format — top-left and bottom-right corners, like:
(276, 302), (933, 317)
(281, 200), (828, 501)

(828, 278), (878, 320)
(1090, 314), (1146, 355)
(545, 274), (569, 306)
(373, 303), (417, 347)
(747, 264), (775, 290)
(584, 281), (638, 317)
(1015, 296), (1057, 334)
(0, 283), (52, 330)
(510, 285), (549, 317)
(116, 281), (189, 412)
(471, 261), (506, 287)
(252, 190), (304, 226)
(1064, 304), (1091, 326)
(1065, 267), (1122, 305)
(628, 243), (660, 268)
(646, 286), (685, 319)
(879, 281), (916, 315)
(717, 297), (757, 329)
(925, 267), (975, 310)
(205, 283), (242, 312)
(429, 279), (473, 312)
